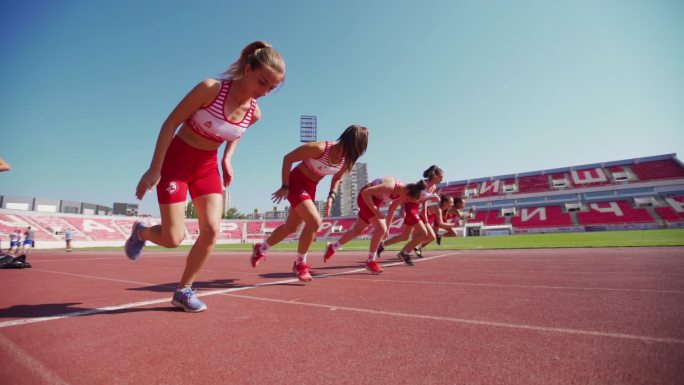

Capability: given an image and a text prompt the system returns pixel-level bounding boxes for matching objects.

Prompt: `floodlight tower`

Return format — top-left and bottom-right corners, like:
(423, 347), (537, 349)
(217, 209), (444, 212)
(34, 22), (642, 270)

(300, 115), (317, 143)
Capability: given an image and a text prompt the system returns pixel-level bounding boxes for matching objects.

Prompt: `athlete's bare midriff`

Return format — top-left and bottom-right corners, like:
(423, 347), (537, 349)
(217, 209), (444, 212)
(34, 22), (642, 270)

(177, 125), (225, 151)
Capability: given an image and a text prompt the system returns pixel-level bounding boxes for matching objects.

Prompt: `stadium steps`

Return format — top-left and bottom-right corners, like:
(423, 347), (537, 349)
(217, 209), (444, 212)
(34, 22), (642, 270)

(569, 211), (580, 226)
(645, 206), (665, 226)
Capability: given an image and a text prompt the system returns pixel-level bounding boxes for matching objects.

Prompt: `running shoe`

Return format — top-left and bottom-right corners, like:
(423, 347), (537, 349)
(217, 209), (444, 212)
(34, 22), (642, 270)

(365, 260), (383, 274)
(292, 261), (313, 282)
(436, 234), (442, 246)
(414, 247), (423, 258)
(125, 221), (147, 260)
(397, 251), (414, 266)
(323, 242), (335, 263)
(171, 288), (207, 313)
(251, 243), (266, 268)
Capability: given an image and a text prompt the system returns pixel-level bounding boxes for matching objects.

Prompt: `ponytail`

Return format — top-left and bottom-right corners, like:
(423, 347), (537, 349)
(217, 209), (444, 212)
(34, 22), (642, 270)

(406, 180), (427, 200)
(422, 165), (443, 181)
(220, 41), (285, 80)
(338, 125), (369, 173)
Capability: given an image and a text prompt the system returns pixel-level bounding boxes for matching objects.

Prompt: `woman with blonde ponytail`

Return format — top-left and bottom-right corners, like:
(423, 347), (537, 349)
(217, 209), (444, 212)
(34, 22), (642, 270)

(124, 41), (285, 312)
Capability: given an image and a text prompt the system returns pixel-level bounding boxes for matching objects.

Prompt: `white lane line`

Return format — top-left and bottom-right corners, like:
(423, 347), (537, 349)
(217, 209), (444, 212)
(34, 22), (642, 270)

(222, 292), (684, 345)
(0, 253), (455, 329)
(333, 277), (684, 294)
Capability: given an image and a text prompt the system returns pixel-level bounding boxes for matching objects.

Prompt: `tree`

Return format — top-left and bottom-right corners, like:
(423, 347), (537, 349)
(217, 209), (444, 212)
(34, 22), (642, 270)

(186, 202), (245, 219)
(223, 207), (246, 219)
(185, 201), (197, 218)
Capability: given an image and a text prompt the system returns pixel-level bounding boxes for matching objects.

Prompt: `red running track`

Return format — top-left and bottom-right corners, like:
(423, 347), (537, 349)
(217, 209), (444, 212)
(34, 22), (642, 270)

(1, 247), (683, 385)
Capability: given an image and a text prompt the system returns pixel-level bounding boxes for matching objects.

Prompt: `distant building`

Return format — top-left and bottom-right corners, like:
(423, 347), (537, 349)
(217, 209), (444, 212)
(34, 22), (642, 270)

(223, 190), (231, 216)
(0, 194), (115, 216)
(1, 195), (34, 211)
(332, 162), (368, 217)
(113, 202), (139, 216)
(263, 206), (288, 220)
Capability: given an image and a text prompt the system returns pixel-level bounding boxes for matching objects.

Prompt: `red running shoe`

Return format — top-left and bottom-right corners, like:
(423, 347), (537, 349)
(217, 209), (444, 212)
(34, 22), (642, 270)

(292, 261), (313, 282)
(365, 260), (383, 274)
(323, 242), (336, 263)
(250, 243), (266, 268)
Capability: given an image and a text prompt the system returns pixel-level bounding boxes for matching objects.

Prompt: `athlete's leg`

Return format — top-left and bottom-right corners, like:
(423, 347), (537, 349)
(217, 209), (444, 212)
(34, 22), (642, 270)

(402, 221), (429, 254)
(337, 217), (369, 246)
(368, 216), (387, 254)
(178, 193), (222, 287)
(292, 199), (322, 255)
(139, 202), (187, 248)
(384, 224), (413, 246)
(416, 224), (436, 255)
(264, 209), (304, 247)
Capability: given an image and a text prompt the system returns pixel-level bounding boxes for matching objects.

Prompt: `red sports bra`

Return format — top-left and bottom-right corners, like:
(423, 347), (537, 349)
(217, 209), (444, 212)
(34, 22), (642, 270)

(303, 141), (345, 177)
(185, 80), (257, 143)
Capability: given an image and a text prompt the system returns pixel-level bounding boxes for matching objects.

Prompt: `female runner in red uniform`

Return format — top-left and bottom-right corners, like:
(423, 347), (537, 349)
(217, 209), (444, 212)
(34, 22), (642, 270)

(323, 177), (427, 273)
(436, 197), (475, 244)
(414, 195), (472, 253)
(125, 41), (285, 312)
(251, 125), (368, 282)
(379, 165), (443, 264)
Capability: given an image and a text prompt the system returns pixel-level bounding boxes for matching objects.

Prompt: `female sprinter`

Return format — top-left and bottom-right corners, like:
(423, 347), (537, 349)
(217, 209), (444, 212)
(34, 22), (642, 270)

(125, 41), (285, 312)
(437, 197), (475, 244)
(323, 177), (427, 273)
(250, 125), (368, 282)
(379, 165), (443, 263)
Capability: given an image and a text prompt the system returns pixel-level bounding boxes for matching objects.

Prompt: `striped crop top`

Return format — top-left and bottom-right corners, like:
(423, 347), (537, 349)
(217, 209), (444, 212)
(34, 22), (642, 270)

(303, 141), (345, 177)
(366, 177), (402, 205)
(185, 80), (257, 143)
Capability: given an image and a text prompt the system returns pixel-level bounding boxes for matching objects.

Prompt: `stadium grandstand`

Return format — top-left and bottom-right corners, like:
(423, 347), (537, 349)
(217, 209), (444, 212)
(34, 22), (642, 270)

(1, 154), (682, 249)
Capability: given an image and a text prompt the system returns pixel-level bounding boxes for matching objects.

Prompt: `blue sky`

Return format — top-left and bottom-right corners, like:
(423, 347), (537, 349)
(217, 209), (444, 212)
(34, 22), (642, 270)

(1, 0), (682, 216)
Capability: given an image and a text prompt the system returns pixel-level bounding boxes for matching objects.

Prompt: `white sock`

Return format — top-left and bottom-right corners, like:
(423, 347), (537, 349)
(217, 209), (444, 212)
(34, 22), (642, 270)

(367, 252), (376, 262)
(296, 253), (307, 263)
(259, 242), (271, 252)
(332, 241), (341, 250)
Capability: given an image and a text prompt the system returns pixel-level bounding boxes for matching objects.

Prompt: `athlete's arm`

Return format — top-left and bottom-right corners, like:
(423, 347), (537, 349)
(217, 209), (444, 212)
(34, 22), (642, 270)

(360, 178), (395, 218)
(0, 158), (10, 172)
(272, 141), (326, 204)
(135, 80), (218, 199)
(325, 169), (345, 216)
(222, 105), (260, 188)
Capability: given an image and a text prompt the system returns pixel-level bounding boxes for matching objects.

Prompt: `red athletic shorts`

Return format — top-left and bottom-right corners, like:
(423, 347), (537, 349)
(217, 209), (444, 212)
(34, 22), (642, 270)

(357, 186), (383, 224)
(287, 166), (318, 208)
(403, 201), (422, 226)
(156, 136), (222, 204)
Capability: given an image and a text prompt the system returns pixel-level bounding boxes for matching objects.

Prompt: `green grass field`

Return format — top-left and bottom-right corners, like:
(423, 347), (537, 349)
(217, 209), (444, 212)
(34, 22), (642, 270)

(87, 228), (684, 253)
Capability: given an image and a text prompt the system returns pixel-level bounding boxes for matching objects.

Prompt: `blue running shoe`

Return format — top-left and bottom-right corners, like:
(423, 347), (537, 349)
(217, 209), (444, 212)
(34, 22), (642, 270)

(125, 221), (147, 260)
(172, 288), (207, 313)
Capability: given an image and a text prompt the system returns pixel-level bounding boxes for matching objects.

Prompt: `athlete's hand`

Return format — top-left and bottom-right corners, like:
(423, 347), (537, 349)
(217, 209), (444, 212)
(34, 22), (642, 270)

(222, 162), (233, 188)
(271, 186), (288, 204)
(136, 169), (161, 200)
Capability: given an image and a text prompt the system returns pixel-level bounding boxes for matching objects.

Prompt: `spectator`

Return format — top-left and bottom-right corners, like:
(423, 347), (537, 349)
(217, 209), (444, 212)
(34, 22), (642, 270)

(65, 229), (74, 252)
(22, 226), (35, 254)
